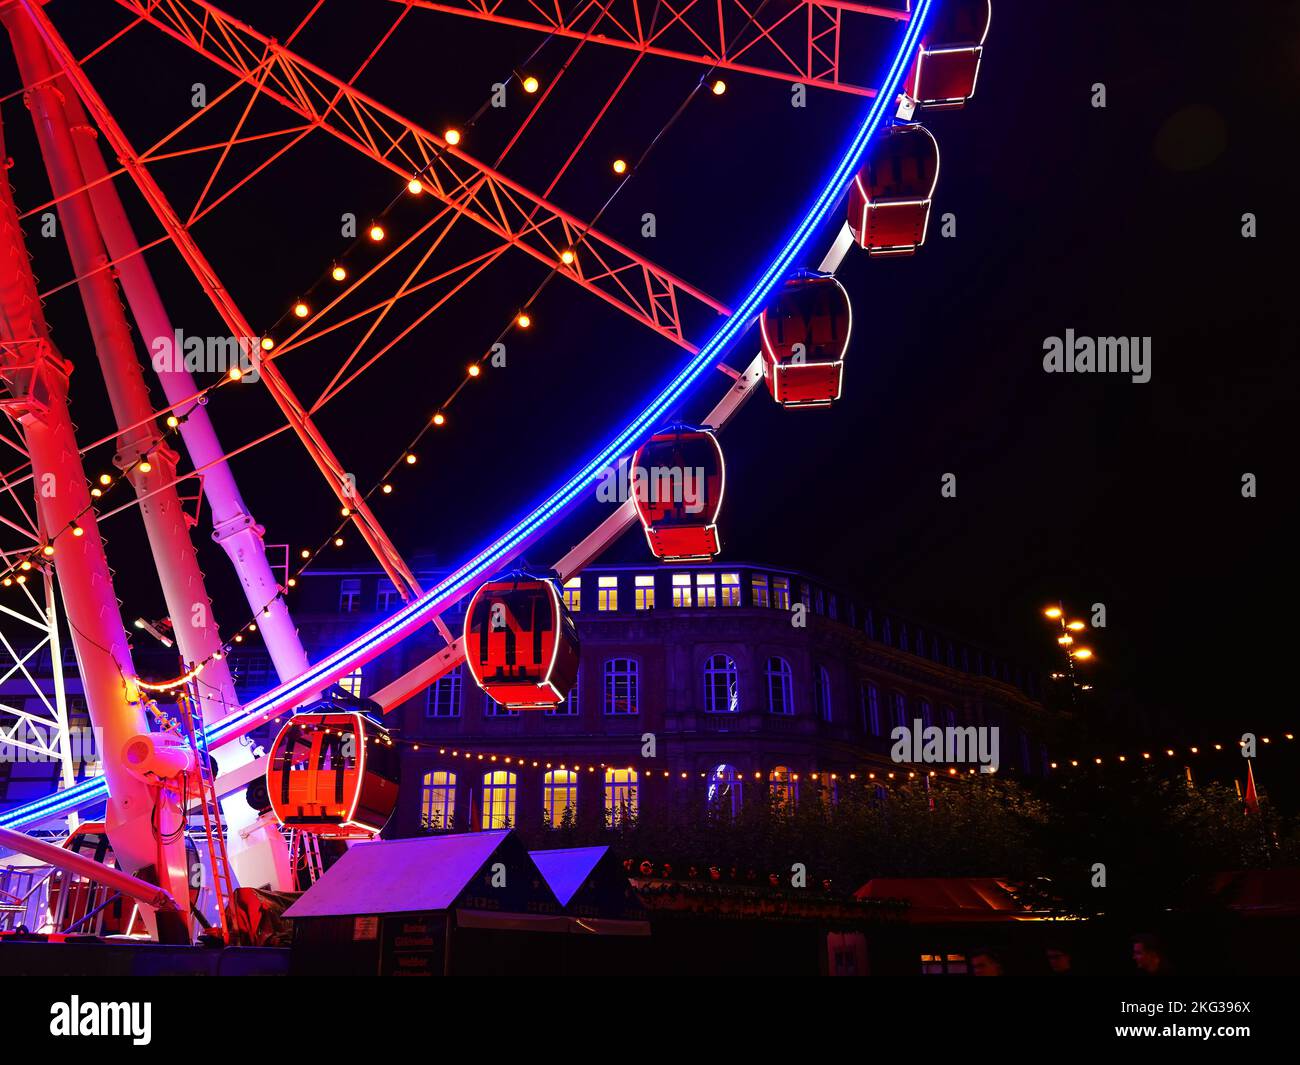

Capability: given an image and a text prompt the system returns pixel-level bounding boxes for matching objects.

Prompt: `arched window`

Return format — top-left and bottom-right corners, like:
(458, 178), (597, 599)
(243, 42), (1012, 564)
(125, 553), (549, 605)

(481, 770), (517, 829)
(604, 658), (639, 715)
(766, 657), (794, 715)
(421, 770), (456, 830)
(604, 768), (638, 824)
(703, 654), (740, 713)
(863, 682), (881, 736)
(546, 670), (580, 717)
(769, 765), (798, 809)
(815, 666), (832, 722)
(543, 769), (578, 827)
(707, 764), (743, 818)
(425, 666), (462, 718)
(891, 692), (907, 731)
(920, 700), (933, 730)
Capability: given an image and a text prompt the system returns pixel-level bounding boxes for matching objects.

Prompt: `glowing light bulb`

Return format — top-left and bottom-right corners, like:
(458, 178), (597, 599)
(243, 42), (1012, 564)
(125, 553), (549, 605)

(42, 544), (54, 557)
(444, 128), (461, 146)
(260, 336), (274, 351)
(332, 264), (347, 281)
(369, 224), (385, 242)
(432, 412), (446, 426)
(522, 75), (539, 94)
(711, 79), (726, 95)
(293, 302), (309, 318)
(341, 506), (351, 517)
(333, 537), (344, 547)
(99, 474), (112, 486)
(517, 312), (532, 329)
(71, 524), (84, 537)
(138, 460), (152, 473)
(381, 483), (392, 494)
(287, 578), (297, 588)
(405, 453), (417, 465)
(407, 178), (424, 195)
(1044, 607), (1062, 619)
(612, 158), (627, 174)
(228, 367), (243, 381)
(301, 549), (311, 559)
(560, 249), (575, 264)
(467, 364), (480, 378)
(166, 415), (179, 428)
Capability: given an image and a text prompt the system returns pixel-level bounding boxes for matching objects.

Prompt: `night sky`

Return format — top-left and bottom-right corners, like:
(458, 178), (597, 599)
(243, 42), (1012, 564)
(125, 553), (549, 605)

(2, 1), (1294, 744)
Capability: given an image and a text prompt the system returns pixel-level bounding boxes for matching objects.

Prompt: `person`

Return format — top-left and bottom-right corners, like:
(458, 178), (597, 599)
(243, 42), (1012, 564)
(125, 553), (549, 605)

(1131, 933), (1171, 975)
(970, 947), (1004, 976)
(1044, 945), (1073, 974)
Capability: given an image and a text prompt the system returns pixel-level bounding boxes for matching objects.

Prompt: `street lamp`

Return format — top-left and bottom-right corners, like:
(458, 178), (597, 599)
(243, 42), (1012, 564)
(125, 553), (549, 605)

(1041, 601), (1095, 702)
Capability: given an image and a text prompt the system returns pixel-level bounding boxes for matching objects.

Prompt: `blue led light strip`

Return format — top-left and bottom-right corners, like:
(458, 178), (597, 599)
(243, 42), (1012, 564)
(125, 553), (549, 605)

(0, 1), (931, 831)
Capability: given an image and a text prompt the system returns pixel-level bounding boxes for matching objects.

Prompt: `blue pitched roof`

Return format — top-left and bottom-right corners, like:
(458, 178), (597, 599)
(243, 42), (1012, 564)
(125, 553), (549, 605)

(529, 846), (609, 907)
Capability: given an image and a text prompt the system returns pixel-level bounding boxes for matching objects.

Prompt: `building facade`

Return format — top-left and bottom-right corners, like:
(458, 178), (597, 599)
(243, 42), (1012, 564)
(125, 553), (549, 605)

(1, 559), (1057, 840)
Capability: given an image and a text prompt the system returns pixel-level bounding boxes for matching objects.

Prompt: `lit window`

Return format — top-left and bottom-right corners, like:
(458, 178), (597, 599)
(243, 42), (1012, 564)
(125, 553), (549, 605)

(338, 578), (361, 613)
(899, 625), (910, 653)
(484, 692), (519, 718)
(604, 658), (639, 715)
(828, 594), (838, 620)
(891, 692), (907, 731)
(882, 617), (893, 645)
(375, 580), (399, 613)
(339, 668), (363, 698)
(751, 573), (770, 607)
(543, 769), (578, 827)
(695, 572), (717, 607)
(769, 765), (797, 809)
(598, 575), (618, 611)
(482, 770), (517, 829)
(773, 577), (791, 610)
(707, 764), (743, 818)
(815, 666), (832, 722)
(546, 671), (580, 717)
(721, 572), (741, 607)
(944, 706), (958, 728)
(634, 575), (655, 610)
(562, 577), (581, 612)
(813, 587), (824, 615)
(864, 684), (881, 736)
(671, 573), (692, 608)
(604, 767), (638, 824)
(865, 609), (876, 639)
(801, 583), (813, 612)
(920, 700), (933, 730)
(421, 770), (456, 830)
(425, 666), (462, 718)
(915, 628), (927, 658)
(766, 657), (794, 715)
(703, 654), (739, 713)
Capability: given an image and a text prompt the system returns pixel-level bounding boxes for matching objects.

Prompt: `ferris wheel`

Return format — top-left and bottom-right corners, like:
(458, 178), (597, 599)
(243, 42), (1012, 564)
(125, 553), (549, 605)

(0, 0), (990, 932)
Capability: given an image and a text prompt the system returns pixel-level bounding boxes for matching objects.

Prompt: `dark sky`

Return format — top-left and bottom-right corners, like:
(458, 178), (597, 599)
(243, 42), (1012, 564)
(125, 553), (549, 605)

(2, 1), (1294, 741)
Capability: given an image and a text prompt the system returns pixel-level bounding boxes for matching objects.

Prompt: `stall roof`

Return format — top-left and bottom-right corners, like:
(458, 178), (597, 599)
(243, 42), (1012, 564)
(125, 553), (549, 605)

(855, 877), (1045, 923)
(285, 831), (512, 918)
(530, 846), (609, 907)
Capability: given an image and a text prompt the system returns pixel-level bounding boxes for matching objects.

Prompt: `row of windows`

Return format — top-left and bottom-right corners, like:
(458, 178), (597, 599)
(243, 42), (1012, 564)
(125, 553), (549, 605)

(419, 764), (803, 830)
(331, 572), (1036, 696)
(424, 657), (991, 727)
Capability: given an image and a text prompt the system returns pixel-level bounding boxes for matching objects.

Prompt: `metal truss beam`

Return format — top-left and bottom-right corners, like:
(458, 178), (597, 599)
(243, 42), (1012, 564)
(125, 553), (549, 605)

(108, 0), (728, 349)
(392, 0), (908, 97)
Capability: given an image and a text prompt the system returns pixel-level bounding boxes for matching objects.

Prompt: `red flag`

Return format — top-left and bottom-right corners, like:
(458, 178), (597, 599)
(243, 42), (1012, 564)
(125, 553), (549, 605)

(1244, 761), (1260, 814)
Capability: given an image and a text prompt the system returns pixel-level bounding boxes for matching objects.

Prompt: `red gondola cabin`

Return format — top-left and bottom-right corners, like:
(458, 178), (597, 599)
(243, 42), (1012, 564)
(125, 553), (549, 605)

(847, 123), (939, 256)
(632, 426), (725, 561)
(758, 270), (852, 408)
(464, 575), (579, 709)
(900, 0), (991, 114)
(267, 709), (399, 839)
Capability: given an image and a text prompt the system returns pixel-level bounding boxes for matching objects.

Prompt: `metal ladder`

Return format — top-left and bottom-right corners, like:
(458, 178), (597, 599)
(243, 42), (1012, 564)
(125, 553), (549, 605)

(286, 828), (323, 890)
(177, 689), (236, 941)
